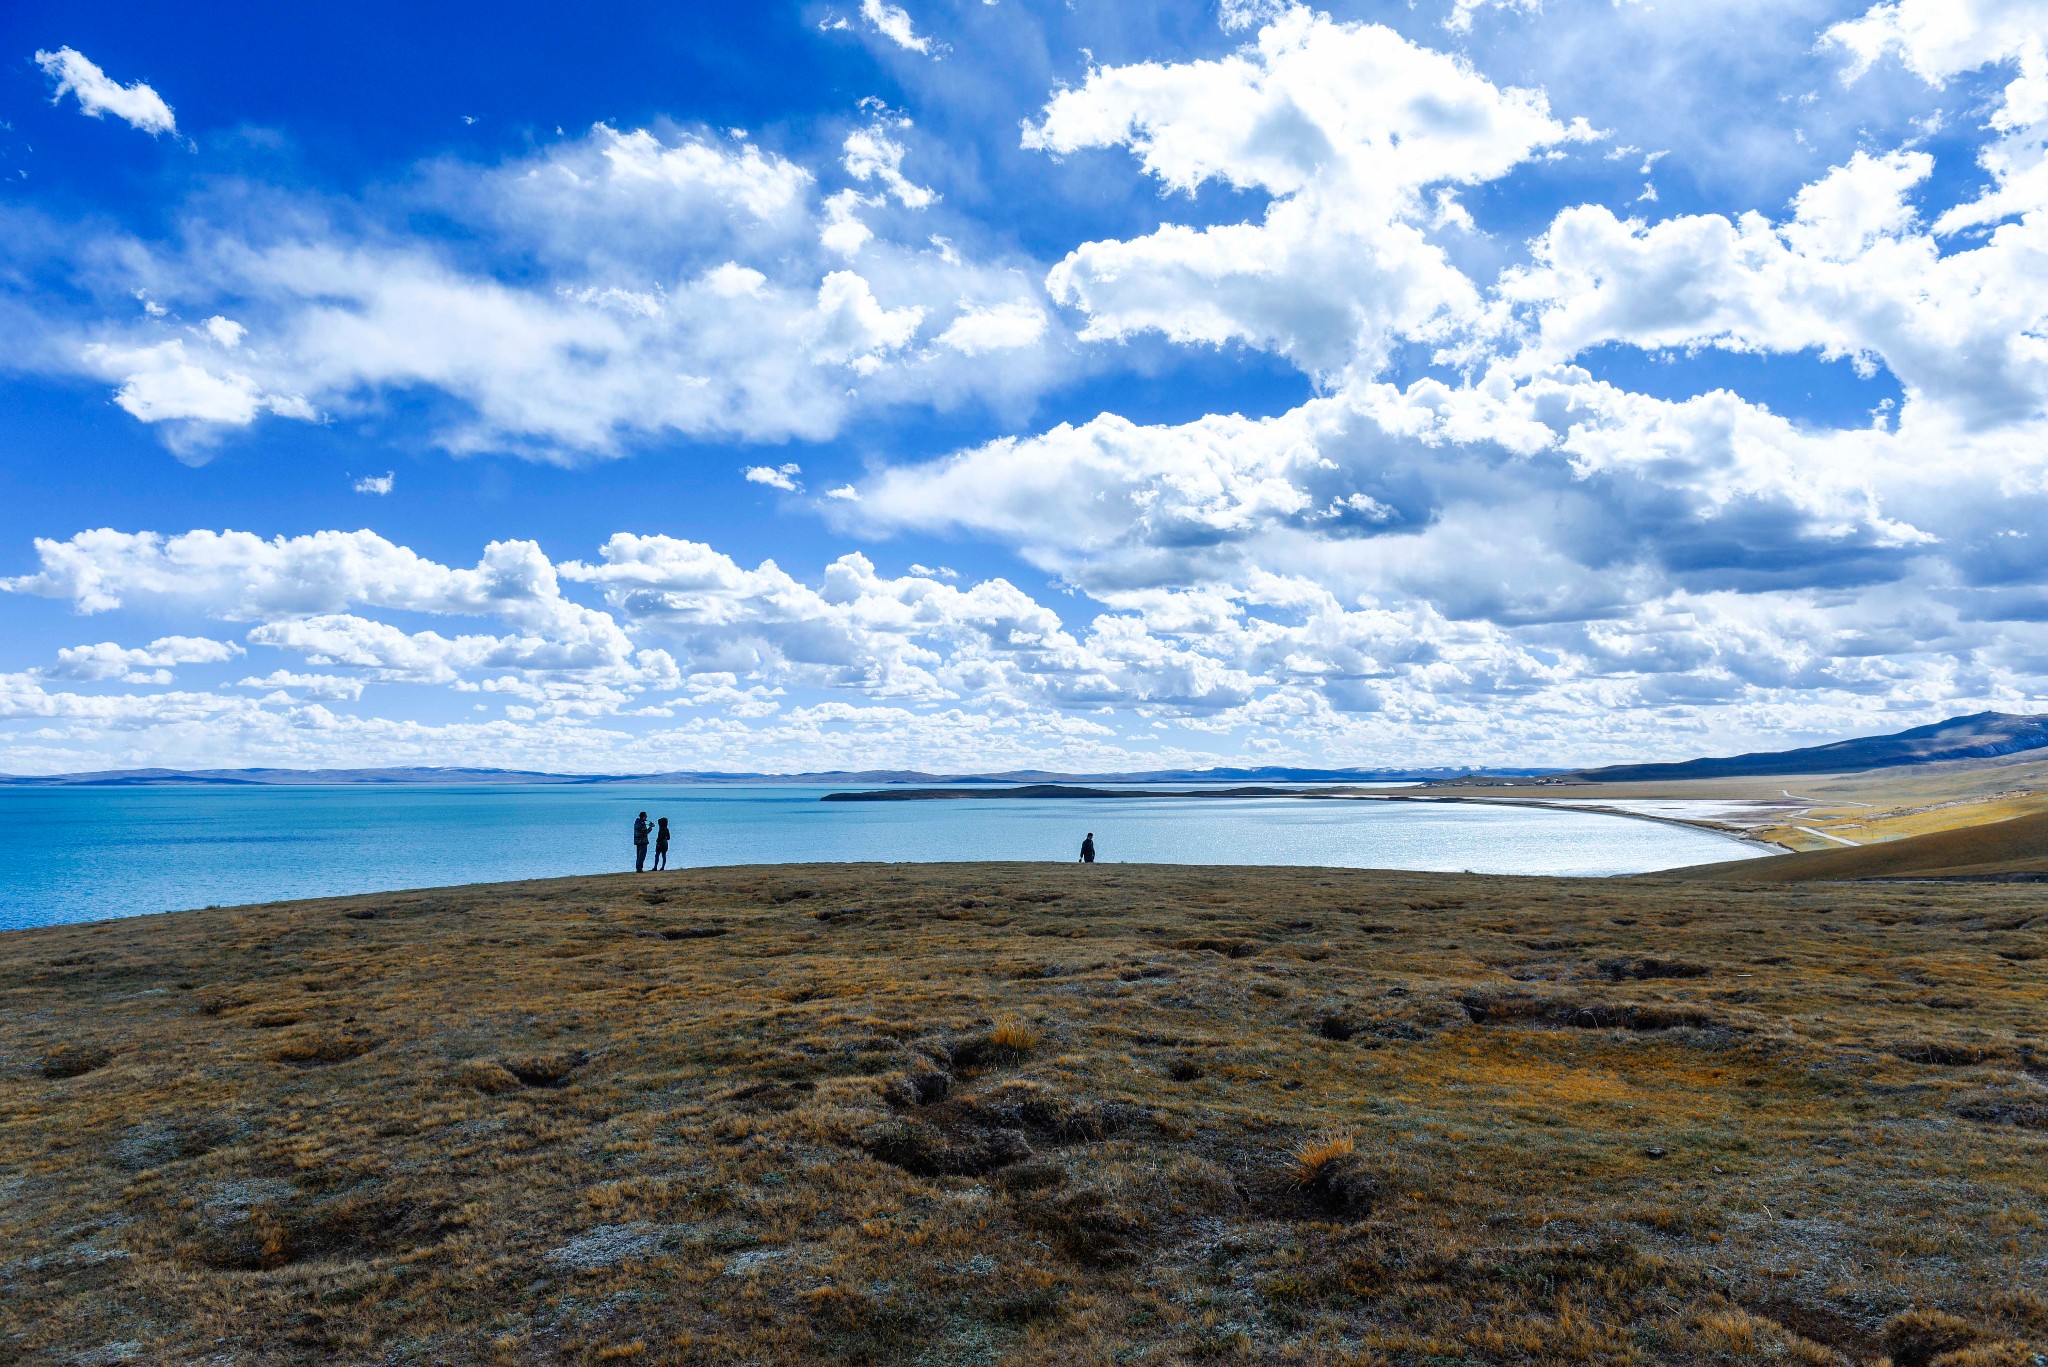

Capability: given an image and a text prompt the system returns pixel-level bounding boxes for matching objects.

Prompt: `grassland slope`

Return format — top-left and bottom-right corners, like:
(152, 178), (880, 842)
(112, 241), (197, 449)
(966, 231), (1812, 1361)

(1428, 746), (2048, 852)
(3, 864), (2045, 1365)
(1665, 810), (2048, 884)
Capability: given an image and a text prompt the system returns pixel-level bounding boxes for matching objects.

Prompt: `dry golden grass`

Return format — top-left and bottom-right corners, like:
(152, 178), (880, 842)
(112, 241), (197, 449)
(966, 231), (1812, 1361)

(2, 861), (2046, 1365)
(1752, 793), (2048, 853)
(1426, 748), (2048, 852)
(1666, 809), (2048, 884)
(1288, 1132), (1357, 1186)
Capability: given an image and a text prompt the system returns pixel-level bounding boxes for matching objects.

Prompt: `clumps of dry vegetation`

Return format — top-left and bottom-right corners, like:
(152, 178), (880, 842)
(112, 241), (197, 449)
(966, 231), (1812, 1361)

(653, 924), (727, 941)
(1949, 1094), (2048, 1130)
(1282, 1133), (1381, 1217)
(968, 1016), (1041, 1065)
(1459, 987), (1726, 1032)
(859, 1113), (1031, 1178)
(36, 1044), (110, 1079)
(1895, 1041), (2008, 1067)
(499, 1048), (590, 1088)
(2, 862), (2045, 1364)
(173, 1177), (430, 1273)
(1598, 955), (1711, 981)
(1883, 1307), (1994, 1367)
(452, 1057), (526, 1094)
(267, 1028), (381, 1067)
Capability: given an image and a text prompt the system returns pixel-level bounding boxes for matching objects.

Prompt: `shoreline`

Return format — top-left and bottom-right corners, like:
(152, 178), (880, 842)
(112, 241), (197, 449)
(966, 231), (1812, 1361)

(0, 786), (1777, 934)
(823, 783), (1798, 855)
(1375, 793), (1797, 853)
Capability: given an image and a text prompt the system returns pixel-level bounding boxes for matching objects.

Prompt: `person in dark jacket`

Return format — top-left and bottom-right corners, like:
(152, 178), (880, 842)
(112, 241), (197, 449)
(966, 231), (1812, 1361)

(1079, 832), (1096, 864)
(633, 812), (651, 872)
(653, 817), (671, 871)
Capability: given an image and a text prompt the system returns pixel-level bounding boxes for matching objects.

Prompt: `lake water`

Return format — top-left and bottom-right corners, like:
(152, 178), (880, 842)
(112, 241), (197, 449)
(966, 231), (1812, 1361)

(0, 784), (1768, 930)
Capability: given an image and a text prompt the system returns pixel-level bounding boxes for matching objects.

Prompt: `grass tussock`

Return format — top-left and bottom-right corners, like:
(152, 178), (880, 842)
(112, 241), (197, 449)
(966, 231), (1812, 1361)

(1883, 1308), (1985, 1367)
(499, 1049), (588, 1087)
(858, 1114), (1031, 1177)
(1949, 1094), (2048, 1129)
(986, 1015), (1040, 1054)
(266, 1029), (379, 1066)
(1895, 1041), (2008, 1067)
(1282, 1132), (1382, 1217)
(1, 862), (2045, 1363)
(1460, 988), (1725, 1032)
(37, 1044), (111, 1079)
(950, 1016), (1040, 1071)
(452, 1058), (524, 1094)
(1598, 955), (1711, 981)
(654, 924), (727, 941)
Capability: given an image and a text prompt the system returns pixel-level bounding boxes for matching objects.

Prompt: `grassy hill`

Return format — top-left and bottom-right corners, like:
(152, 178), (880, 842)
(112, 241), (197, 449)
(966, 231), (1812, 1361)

(4, 864), (2045, 1364)
(1665, 810), (2048, 884)
(1424, 746), (2048, 853)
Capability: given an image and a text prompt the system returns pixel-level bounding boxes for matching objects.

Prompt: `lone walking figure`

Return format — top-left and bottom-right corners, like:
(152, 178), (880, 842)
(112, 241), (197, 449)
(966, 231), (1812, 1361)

(1079, 832), (1096, 864)
(653, 816), (671, 871)
(633, 811), (652, 873)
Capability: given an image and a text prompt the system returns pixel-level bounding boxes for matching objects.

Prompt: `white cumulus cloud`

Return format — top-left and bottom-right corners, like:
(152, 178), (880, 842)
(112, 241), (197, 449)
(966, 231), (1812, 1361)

(35, 47), (177, 136)
(937, 302), (1048, 354)
(25, 120), (1065, 460)
(860, 0), (934, 54)
(1026, 5), (1598, 375)
(745, 463), (803, 492)
(10, 0), (2048, 776)
(45, 636), (242, 683)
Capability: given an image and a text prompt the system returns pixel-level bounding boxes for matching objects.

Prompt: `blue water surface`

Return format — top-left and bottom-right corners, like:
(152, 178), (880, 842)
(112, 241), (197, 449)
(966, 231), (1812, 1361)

(0, 785), (1766, 930)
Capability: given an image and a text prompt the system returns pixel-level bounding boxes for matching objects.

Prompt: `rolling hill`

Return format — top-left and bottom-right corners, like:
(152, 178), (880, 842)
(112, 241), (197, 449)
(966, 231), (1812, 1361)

(5, 864), (2044, 1361)
(1663, 807), (2048, 883)
(1562, 711), (2048, 784)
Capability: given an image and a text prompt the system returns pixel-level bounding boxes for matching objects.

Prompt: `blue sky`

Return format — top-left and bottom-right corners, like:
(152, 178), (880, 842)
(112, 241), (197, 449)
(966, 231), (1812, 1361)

(0, 0), (2043, 774)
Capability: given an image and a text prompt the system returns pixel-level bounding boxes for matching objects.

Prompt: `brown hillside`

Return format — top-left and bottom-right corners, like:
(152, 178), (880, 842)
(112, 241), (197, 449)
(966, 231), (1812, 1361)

(1665, 809), (2048, 883)
(3, 864), (2045, 1364)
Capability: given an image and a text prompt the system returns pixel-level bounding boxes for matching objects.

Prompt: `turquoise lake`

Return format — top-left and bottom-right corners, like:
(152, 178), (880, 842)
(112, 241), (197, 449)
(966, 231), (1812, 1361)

(0, 784), (1768, 930)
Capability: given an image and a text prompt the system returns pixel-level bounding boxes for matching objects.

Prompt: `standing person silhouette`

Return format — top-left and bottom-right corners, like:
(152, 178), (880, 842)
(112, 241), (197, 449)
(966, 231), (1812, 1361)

(633, 812), (651, 873)
(1079, 832), (1096, 864)
(653, 817), (671, 871)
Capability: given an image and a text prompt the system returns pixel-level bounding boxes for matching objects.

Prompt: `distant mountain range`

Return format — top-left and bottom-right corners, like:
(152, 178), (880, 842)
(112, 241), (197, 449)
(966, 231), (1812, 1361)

(0, 763), (1529, 788)
(4, 711), (2043, 787)
(1562, 711), (2048, 784)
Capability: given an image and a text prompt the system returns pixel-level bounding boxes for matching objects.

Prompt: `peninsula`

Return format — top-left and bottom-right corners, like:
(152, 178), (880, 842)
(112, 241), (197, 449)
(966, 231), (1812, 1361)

(822, 712), (2048, 856)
